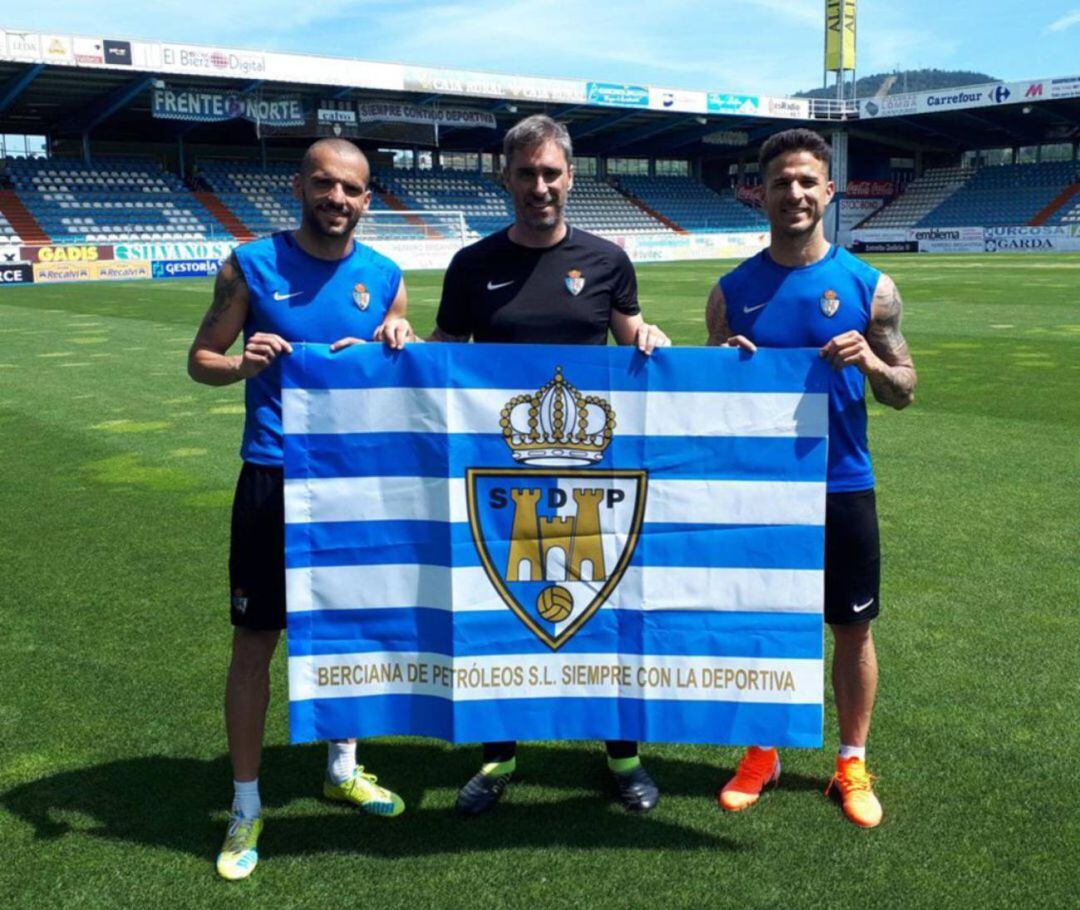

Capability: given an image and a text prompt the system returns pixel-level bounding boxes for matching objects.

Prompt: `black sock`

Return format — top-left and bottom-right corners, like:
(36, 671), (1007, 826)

(482, 741), (518, 764)
(604, 740), (638, 760)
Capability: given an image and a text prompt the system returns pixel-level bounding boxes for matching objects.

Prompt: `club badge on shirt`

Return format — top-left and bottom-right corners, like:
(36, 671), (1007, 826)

(353, 283), (370, 310)
(820, 289), (840, 317)
(565, 269), (585, 297)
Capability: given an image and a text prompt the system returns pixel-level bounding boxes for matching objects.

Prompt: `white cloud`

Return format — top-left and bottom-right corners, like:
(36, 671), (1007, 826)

(1046, 9), (1080, 32)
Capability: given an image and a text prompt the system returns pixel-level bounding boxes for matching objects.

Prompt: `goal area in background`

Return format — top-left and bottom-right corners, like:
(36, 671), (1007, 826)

(356, 210), (469, 246)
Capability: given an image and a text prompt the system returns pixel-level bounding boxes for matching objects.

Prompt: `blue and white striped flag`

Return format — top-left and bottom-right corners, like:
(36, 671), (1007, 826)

(282, 343), (830, 747)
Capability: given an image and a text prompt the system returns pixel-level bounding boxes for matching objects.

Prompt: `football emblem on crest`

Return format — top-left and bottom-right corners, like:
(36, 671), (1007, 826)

(565, 269), (585, 296)
(353, 283), (370, 310)
(820, 289), (840, 317)
(466, 367), (646, 650)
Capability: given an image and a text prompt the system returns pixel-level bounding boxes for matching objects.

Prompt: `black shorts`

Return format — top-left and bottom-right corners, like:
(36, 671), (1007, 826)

(229, 462), (287, 631)
(824, 489), (881, 625)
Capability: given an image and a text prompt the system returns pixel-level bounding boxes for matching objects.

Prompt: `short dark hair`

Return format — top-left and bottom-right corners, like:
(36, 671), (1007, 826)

(502, 114), (573, 169)
(758, 128), (832, 177)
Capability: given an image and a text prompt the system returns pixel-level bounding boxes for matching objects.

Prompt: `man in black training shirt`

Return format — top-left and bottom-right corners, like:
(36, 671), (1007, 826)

(401, 114), (670, 815)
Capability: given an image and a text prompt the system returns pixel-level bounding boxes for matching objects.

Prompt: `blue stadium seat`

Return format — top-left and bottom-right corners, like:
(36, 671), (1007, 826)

(861, 166), (973, 229)
(196, 160), (301, 237)
(615, 176), (767, 232)
(5, 155), (228, 243)
(917, 162), (1077, 228)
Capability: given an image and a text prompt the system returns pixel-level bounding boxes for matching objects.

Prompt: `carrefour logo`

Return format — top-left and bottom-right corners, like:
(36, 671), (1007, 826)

(991, 85), (1011, 104)
(926, 91), (984, 108)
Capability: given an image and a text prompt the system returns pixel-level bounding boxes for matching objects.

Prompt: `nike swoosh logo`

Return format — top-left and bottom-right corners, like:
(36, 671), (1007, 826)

(852, 598), (875, 613)
(487, 280), (514, 291)
(743, 303), (767, 314)
(273, 290), (304, 301)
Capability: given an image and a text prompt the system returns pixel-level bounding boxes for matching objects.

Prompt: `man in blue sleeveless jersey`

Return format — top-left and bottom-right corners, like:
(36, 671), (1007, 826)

(188, 139), (413, 879)
(707, 129), (917, 828)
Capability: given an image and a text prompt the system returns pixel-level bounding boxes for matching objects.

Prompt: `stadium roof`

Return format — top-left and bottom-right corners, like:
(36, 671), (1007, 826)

(1, 28), (1078, 160)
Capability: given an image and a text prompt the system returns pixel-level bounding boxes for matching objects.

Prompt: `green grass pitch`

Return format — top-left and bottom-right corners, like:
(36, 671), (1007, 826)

(0, 253), (1077, 908)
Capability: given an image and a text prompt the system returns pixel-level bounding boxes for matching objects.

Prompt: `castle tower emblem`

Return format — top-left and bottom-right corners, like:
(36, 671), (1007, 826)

(467, 366), (647, 650)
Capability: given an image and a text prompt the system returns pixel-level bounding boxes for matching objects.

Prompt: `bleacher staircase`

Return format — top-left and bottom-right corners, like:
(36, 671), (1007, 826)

(860, 167), (973, 229)
(613, 183), (686, 233)
(193, 192), (254, 242)
(0, 190), (50, 243)
(372, 187), (438, 235)
(1031, 184), (1080, 226)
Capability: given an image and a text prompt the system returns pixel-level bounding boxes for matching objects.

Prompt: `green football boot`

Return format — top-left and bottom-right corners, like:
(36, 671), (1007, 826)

(323, 766), (405, 817)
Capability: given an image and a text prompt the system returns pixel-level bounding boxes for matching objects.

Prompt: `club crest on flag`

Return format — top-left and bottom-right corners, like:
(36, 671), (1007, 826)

(353, 282), (370, 310)
(467, 367), (646, 650)
(565, 269), (585, 296)
(819, 289), (840, 317)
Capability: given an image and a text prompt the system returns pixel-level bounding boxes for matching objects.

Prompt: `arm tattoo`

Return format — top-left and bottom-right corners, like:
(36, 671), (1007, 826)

(705, 286), (729, 346)
(199, 254), (246, 333)
(866, 280), (917, 410)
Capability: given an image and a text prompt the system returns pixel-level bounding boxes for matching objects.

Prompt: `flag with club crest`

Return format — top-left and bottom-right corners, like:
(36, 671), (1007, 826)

(282, 342), (830, 747)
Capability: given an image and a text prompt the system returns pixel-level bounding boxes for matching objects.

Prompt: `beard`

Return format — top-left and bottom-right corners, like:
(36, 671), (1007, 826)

(518, 197), (564, 233)
(300, 192), (361, 238)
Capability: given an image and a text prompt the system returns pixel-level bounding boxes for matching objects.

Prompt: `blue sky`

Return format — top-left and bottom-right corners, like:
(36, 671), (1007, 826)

(5, 1), (1080, 96)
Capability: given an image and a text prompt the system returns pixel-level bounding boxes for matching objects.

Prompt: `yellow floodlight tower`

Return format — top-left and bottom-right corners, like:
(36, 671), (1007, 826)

(824, 0), (857, 101)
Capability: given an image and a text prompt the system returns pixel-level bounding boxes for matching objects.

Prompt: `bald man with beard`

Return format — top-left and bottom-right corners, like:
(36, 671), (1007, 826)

(189, 139), (415, 880)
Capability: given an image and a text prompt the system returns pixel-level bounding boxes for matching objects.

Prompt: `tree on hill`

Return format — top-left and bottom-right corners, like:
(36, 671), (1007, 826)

(795, 69), (998, 99)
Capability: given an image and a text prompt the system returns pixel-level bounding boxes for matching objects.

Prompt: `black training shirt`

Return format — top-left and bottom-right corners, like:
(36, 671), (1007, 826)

(435, 226), (640, 345)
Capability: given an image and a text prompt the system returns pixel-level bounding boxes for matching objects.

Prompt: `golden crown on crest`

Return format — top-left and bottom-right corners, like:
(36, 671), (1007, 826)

(500, 366), (616, 465)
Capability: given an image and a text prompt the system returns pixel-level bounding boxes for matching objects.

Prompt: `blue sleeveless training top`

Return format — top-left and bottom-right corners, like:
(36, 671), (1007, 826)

(720, 244), (881, 492)
(233, 231), (402, 466)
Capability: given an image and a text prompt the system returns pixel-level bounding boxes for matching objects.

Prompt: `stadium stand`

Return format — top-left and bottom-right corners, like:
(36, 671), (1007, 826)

(1047, 192), (1080, 226)
(197, 160), (301, 236)
(32, 154), (1076, 246)
(198, 163), (775, 241)
(860, 166), (973, 229)
(918, 161), (1080, 227)
(199, 161), (470, 240)
(563, 176), (668, 234)
(376, 171), (510, 238)
(5, 156), (228, 243)
(0, 204), (23, 243)
(0, 185), (49, 243)
(358, 170), (669, 238)
(614, 176), (768, 232)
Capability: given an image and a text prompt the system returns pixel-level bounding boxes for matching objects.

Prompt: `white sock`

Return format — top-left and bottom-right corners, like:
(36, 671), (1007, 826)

(327, 740), (357, 784)
(838, 744), (866, 761)
(232, 779), (261, 819)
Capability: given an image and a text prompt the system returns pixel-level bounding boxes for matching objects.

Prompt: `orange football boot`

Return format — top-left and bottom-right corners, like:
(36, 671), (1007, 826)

(825, 755), (883, 828)
(717, 746), (780, 811)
